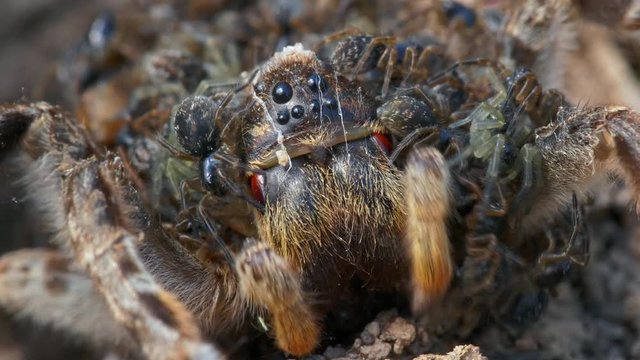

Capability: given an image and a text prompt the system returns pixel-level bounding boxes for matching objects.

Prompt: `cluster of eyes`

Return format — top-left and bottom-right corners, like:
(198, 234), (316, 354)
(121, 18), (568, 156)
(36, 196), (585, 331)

(269, 73), (338, 125)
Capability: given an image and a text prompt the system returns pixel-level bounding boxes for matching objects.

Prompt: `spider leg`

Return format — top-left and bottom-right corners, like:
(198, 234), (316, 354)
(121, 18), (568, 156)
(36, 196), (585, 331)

(404, 45), (446, 85)
(465, 133), (508, 235)
(404, 147), (454, 311)
(479, 134), (508, 218)
(352, 36), (396, 92)
(401, 46), (418, 82)
(328, 34), (398, 96)
(0, 103), (222, 359)
(508, 69), (542, 114)
(506, 68), (568, 127)
(526, 106), (640, 226)
(0, 248), (133, 352)
(66, 155), (221, 359)
(375, 43), (398, 97)
(312, 27), (363, 53)
(533, 193), (589, 289)
(537, 194), (589, 265)
(537, 89), (566, 124)
(236, 240), (319, 356)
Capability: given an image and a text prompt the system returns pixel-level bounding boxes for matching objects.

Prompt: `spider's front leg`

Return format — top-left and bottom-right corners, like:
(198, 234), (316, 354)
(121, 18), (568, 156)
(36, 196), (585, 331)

(377, 94), (454, 310)
(236, 240), (320, 356)
(404, 147), (454, 311)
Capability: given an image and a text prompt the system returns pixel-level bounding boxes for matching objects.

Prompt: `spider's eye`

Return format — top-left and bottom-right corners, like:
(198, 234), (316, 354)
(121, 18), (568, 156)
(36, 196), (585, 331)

(372, 132), (392, 155)
(310, 100), (320, 114)
(291, 105), (305, 119)
(307, 73), (326, 92)
(276, 109), (290, 125)
(272, 82), (293, 104)
(249, 173), (266, 205)
(322, 97), (338, 109)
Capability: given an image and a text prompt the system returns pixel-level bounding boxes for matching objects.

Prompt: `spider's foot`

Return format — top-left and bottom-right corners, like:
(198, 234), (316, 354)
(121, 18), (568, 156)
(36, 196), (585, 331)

(237, 240), (320, 356)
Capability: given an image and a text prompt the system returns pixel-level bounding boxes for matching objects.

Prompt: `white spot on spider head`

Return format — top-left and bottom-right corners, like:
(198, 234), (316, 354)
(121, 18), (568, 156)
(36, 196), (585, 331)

(262, 43), (318, 76)
(273, 43), (314, 60)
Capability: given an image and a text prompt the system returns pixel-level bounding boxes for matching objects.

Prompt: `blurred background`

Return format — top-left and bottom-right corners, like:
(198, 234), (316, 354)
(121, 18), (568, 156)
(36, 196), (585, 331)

(0, 0), (124, 103)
